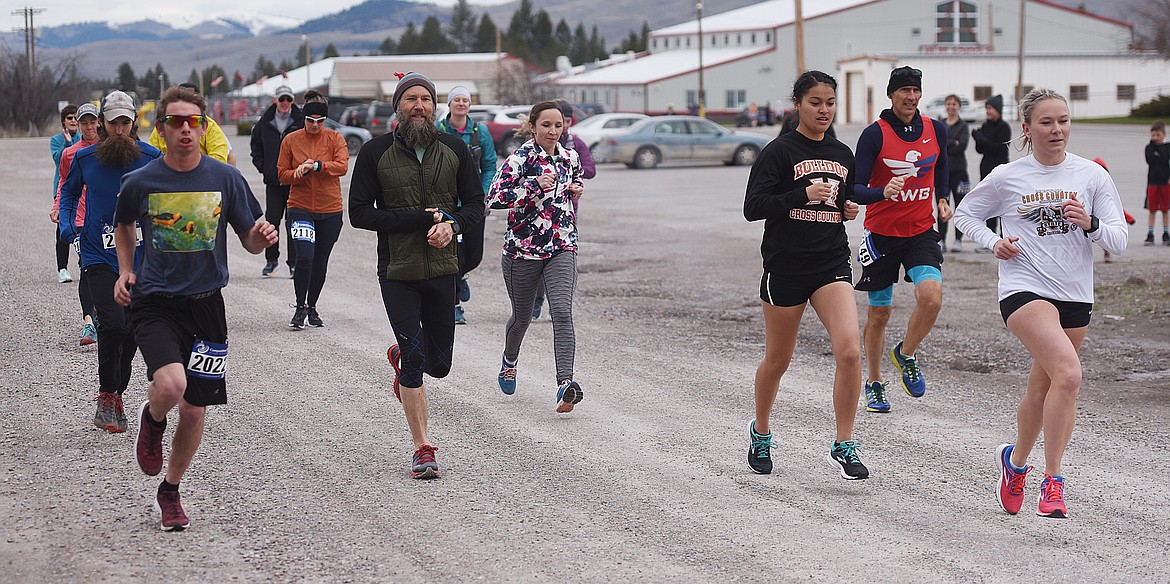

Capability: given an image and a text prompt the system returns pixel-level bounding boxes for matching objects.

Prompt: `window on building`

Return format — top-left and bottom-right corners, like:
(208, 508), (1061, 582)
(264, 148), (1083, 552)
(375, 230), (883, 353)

(686, 90), (697, 108)
(652, 38), (658, 50)
(675, 37), (680, 48)
(737, 33), (742, 45)
(765, 32), (771, 43)
(1069, 85), (1089, 101)
(936, 0), (978, 45)
(723, 34), (729, 44)
(726, 89), (746, 109)
(711, 35), (716, 46)
(751, 33), (756, 44)
(686, 36), (691, 47)
(1117, 84), (1136, 101)
(973, 86), (992, 101)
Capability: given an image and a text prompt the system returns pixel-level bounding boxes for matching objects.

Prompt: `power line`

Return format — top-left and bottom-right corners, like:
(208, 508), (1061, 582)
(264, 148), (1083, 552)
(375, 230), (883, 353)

(11, 6), (46, 78)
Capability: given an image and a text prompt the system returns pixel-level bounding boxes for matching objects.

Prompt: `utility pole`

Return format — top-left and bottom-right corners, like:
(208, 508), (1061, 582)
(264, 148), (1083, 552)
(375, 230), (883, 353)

(11, 6), (46, 79)
(795, 0), (805, 74)
(1015, 0), (1026, 108)
(302, 34), (311, 92)
(696, 1), (705, 117)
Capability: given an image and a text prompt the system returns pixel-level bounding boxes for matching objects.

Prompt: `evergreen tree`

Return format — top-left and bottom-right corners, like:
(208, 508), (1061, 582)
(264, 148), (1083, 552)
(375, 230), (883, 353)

(531, 10), (555, 69)
(116, 62), (136, 92)
(448, 0), (477, 52)
(251, 54), (277, 83)
(278, 58), (295, 74)
(202, 64), (227, 95)
(554, 19), (572, 55)
(377, 36), (398, 55)
(324, 43), (339, 58)
(571, 23), (589, 65)
(589, 25), (607, 61)
(138, 63), (170, 100)
(187, 68), (199, 91)
(474, 14), (498, 52)
(418, 16), (455, 54)
(397, 22), (421, 54)
(504, 0), (536, 61)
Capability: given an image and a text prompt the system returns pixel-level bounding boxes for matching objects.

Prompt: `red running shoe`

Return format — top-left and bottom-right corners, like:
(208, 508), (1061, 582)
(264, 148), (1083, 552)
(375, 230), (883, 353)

(1037, 474), (1068, 518)
(411, 444), (440, 479)
(995, 443), (1032, 515)
(135, 401), (165, 476)
(156, 489), (189, 531)
(387, 345), (402, 402)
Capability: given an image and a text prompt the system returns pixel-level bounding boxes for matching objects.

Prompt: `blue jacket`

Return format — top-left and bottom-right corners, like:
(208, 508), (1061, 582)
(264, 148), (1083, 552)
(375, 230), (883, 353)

(436, 116), (497, 195)
(50, 130), (77, 198)
(58, 141), (162, 271)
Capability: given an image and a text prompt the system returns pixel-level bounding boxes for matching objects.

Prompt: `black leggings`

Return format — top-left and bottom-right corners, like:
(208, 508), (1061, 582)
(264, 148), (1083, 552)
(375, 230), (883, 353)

(945, 171), (969, 242)
(85, 265), (137, 394)
(264, 184), (297, 265)
(55, 224), (70, 270)
(288, 209), (343, 307)
(379, 276), (456, 388)
(457, 215), (485, 277)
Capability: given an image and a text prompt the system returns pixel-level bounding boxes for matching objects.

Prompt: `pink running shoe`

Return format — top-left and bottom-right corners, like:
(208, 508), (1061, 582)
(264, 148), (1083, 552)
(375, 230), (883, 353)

(1037, 474), (1068, 518)
(995, 444), (1032, 515)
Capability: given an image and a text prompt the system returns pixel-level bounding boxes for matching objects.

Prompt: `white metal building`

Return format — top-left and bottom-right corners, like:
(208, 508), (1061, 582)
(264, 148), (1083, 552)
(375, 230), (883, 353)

(555, 0), (1167, 121)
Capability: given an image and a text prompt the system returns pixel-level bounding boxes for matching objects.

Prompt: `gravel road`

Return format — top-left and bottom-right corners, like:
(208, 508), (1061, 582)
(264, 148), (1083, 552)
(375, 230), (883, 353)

(1, 124), (1167, 583)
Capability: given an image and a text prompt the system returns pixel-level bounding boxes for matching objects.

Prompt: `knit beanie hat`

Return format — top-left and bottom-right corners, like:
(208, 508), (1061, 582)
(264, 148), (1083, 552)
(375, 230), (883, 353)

(986, 94), (1004, 115)
(886, 66), (922, 96)
(447, 85), (471, 106)
(392, 72), (437, 111)
(302, 102), (329, 118)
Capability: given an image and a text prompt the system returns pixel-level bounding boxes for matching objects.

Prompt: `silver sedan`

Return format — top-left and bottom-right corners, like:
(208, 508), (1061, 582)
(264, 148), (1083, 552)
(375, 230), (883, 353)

(593, 115), (770, 169)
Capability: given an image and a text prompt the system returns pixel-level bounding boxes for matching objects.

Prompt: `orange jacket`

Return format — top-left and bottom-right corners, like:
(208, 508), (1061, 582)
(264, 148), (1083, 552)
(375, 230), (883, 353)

(277, 128), (349, 214)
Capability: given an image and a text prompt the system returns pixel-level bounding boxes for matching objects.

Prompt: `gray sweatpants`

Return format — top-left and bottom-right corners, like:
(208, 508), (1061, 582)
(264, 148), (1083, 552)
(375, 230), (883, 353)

(501, 252), (577, 383)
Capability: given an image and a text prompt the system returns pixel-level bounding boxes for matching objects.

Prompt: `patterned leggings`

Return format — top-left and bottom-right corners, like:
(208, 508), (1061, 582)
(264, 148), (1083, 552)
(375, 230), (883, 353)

(501, 252), (577, 383)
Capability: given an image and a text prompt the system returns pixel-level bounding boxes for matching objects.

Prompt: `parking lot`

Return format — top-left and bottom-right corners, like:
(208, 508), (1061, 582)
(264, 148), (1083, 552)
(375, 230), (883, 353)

(1, 121), (1167, 582)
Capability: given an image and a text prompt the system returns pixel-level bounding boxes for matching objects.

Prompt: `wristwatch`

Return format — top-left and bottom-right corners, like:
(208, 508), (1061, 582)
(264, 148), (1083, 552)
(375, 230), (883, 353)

(1083, 215), (1100, 235)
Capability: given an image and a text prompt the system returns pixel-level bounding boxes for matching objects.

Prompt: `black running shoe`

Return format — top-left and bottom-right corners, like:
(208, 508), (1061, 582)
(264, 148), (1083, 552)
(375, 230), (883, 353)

(306, 306), (324, 327)
(748, 421), (773, 474)
(828, 440), (869, 480)
(289, 305), (307, 330)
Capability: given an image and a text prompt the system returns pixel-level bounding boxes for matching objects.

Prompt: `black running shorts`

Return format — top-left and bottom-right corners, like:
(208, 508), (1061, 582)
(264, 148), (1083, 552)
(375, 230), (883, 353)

(760, 261), (853, 307)
(130, 290), (229, 407)
(854, 229), (943, 292)
(999, 291), (1092, 328)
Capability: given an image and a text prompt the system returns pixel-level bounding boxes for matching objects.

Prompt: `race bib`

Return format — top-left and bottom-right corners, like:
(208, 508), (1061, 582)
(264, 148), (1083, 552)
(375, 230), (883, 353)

(100, 225), (144, 249)
(857, 230), (883, 267)
(72, 233), (80, 253)
(956, 181), (971, 196)
(187, 339), (228, 380)
(290, 220), (316, 243)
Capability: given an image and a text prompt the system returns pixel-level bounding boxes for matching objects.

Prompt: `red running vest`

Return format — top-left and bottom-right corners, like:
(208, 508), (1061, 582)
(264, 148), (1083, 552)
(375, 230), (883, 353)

(863, 118), (940, 237)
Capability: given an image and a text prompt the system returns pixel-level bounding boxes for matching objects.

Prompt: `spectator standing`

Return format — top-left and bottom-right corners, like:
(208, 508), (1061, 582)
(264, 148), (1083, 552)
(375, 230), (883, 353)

(943, 95), (970, 252)
(1143, 120), (1170, 245)
(971, 94), (1012, 247)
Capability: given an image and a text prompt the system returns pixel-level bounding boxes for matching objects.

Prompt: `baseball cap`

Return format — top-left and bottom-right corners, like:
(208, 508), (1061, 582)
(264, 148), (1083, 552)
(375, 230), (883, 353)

(102, 90), (136, 121)
(76, 103), (99, 121)
(275, 86), (295, 99)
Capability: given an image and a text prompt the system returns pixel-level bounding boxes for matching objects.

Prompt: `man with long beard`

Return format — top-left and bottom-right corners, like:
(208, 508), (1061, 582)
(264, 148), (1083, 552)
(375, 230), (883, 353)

(350, 72), (484, 479)
(59, 90), (162, 433)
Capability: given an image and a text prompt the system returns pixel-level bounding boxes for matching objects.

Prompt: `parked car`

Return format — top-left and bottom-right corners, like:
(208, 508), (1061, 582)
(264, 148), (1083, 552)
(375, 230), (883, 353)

(594, 115), (769, 169)
(569, 112), (650, 158)
(340, 105), (368, 128)
(363, 100), (396, 136)
(325, 117), (372, 155)
(486, 103), (589, 155)
(572, 102), (610, 117)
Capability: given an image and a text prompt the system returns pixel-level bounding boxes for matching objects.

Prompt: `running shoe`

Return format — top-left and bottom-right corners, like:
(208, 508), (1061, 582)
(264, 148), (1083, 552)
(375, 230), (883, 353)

(1164, 232), (1170, 246)
(828, 439), (870, 480)
(995, 443), (1032, 515)
(306, 306), (324, 327)
(556, 380), (583, 413)
(889, 341), (926, 398)
(262, 260), (278, 277)
(1037, 474), (1068, 518)
(113, 394), (128, 433)
(135, 401), (166, 476)
(80, 323), (98, 346)
(950, 240), (962, 253)
(747, 421), (773, 474)
(411, 444), (440, 479)
(156, 489), (189, 531)
(93, 392), (120, 433)
(1145, 232), (1155, 246)
(454, 305), (467, 325)
(458, 275), (471, 302)
(864, 380), (891, 413)
(498, 355), (517, 395)
(289, 305), (308, 330)
(531, 298), (543, 320)
(289, 264), (296, 279)
(58, 268), (73, 283)
(388, 344), (402, 402)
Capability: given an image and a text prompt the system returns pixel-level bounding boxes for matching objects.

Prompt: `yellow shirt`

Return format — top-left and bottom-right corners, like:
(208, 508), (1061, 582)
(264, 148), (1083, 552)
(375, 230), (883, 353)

(148, 116), (231, 162)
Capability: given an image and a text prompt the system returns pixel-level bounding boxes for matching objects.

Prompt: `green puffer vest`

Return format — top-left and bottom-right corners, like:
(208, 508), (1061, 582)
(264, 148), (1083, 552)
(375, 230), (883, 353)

(377, 137), (462, 281)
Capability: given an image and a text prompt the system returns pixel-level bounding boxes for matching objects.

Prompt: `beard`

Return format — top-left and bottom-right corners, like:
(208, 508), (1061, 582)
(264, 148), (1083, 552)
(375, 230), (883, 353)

(396, 108), (438, 149)
(95, 133), (142, 169)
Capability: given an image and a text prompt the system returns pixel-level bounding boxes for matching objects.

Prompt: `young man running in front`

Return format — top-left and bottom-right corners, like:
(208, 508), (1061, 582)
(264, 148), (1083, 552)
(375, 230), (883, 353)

(115, 85), (276, 530)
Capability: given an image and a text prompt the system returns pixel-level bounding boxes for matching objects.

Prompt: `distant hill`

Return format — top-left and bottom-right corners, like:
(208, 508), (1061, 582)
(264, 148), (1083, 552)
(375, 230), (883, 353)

(11, 0), (1148, 83)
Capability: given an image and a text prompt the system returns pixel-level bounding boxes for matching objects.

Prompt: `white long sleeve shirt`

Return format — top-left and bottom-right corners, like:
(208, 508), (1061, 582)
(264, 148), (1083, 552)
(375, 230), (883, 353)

(952, 152), (1127, 303)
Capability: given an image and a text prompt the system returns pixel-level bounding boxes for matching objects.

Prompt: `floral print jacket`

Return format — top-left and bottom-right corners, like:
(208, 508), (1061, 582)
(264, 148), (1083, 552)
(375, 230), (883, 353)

(486, 139), (583, 260)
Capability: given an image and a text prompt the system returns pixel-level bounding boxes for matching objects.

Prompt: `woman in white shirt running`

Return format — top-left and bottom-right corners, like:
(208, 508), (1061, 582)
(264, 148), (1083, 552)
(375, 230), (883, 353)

(953, 88), (1127, 519)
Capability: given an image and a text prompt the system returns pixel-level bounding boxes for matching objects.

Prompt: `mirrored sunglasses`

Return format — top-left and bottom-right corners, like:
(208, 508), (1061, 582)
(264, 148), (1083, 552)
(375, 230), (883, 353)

(160, 114), (207, 128)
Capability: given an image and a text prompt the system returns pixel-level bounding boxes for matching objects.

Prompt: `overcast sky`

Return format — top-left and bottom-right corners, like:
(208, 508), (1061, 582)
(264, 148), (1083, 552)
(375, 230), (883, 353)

(10, 0), (510, 29)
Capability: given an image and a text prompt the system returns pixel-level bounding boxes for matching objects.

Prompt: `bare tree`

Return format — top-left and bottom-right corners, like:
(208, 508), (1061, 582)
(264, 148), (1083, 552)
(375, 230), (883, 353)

(0, 52), (88, 136)
(1134, 0), (1170, 58)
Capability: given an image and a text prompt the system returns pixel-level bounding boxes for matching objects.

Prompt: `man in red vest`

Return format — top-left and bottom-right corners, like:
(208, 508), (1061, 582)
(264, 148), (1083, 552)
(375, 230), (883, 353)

(852, 66), (951, 414)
